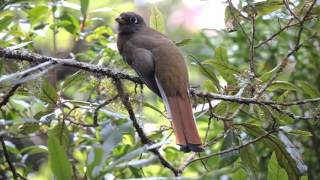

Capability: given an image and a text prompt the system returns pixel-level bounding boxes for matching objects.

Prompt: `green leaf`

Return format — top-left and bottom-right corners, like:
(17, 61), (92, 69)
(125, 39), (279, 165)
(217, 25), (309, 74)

(175, 38), (192, 47)
(224, 5), (242, 31)
(40, 80), (57, 105)
(87, 146), (104, 178)
(0, 16), (13, 31)
(196, 61), (220, 89)
(242, 124), (300, 180)
(219, 130), (240, 168)
(206, 60), (241, 75)
(80, 0), (90, 17)
(28, 6), (49, 25)
(48, 124), (72, 180)
(101, 124), (122, 157)
(149, 6), (165, 33)
(214, 102), (240, 117)
(88, 123), (122, 178)
(260, 62), (295, 83)
(109, 146), (149, 169)
(214, 46), (228, 62)
(297, 81), (320, 98)
(240, 145), (259, 179)
(268, 152), (288, 180)
(268, 81), (298, 91)
(19, 122), (40, 134)
(203, 80), (219, 93)
(59, 14), (80, 35)
(233, 168), (247, 180)
(203, 59), (240, 83)
(117, 157), (157, 168)
(49, 20), (72, 30)
(260, 66), (278, 82)
(288, 130), (312, 137)
(243, 1), (283, 16)
(140, 101), (167, 117)
(61, 71), (85, 89)
(20, 145), (48, 156)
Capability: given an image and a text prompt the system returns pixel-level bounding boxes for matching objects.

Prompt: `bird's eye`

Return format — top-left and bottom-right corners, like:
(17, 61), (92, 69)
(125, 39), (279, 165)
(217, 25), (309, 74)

(130, 17), (138, 24)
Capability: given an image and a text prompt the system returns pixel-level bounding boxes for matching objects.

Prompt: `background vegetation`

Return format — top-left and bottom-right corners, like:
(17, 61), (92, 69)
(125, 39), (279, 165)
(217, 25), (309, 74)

(0, 0), (319, 179)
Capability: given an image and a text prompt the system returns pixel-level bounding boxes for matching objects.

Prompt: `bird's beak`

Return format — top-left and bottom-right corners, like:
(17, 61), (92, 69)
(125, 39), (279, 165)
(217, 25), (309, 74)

(115, 16), (125, 24)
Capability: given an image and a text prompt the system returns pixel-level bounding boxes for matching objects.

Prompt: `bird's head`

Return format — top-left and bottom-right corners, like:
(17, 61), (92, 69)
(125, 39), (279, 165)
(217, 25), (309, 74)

(115, 12), (146, 34)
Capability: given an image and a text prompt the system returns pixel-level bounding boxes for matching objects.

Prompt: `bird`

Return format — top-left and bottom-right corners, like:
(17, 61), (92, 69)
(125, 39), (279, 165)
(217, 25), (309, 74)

(115, 12), (203, 153)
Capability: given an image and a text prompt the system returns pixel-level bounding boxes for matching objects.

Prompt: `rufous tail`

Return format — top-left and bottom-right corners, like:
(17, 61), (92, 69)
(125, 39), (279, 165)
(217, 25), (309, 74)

(167, 93), (203, 153)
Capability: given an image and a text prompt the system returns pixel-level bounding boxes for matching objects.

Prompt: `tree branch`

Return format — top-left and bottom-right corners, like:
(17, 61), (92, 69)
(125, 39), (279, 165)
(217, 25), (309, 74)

(0, 84), (21, 108)
(256, 0), (317, 97)
(0, 48), (142, 84)
(180, 129), (276, 170)
(0, 136), (27, 180)
(113, 78), (181, 176)
(254, 16), (318, 49)
(1, 48), (320, 120)
(249, 8), (257, 80)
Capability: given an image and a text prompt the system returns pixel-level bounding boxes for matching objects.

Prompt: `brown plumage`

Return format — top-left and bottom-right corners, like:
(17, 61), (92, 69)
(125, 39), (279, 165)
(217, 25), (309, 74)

(116, 12), (203, 152)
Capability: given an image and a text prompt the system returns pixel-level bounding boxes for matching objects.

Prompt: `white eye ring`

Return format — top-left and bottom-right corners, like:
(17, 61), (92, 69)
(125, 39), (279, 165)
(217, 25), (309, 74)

(130, 17), (138, 24)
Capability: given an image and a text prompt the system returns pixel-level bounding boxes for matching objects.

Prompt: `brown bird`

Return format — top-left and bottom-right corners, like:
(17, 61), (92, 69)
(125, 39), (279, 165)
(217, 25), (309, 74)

(115, 12), (203, 152)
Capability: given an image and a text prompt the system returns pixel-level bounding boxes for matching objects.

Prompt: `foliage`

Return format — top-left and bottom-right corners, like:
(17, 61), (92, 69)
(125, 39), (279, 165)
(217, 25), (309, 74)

(0, 0), (320, 179)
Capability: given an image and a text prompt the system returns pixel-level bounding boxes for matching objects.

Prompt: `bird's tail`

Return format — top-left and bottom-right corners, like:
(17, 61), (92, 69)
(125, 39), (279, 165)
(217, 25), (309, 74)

(167, 93), (203, 153)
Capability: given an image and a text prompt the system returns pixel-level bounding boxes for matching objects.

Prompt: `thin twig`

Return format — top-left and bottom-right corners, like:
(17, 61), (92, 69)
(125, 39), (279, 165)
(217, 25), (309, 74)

(0, 136), (27, 180)
(227, 0), (251, 43)
(1, 49), (320, 120)
(254, 16), (318, 48)
(283, 0), (301, 22)
(249, 9), (256, 79)
(0, 84), (21, 108)
(93, 94), (119, 126)
(256, 0), (317, 97)
(191, 89), (320, 107)
(113, 78), (181, 176)
(181, 129), (275, 170)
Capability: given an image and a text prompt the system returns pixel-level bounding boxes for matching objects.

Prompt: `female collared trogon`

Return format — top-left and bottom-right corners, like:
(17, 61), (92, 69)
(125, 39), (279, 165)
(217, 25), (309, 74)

(115, 12), (203, 152)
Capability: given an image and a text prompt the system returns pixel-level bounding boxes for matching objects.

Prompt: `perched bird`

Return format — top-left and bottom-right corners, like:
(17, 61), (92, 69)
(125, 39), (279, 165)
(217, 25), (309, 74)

(115, 12), (203, 152)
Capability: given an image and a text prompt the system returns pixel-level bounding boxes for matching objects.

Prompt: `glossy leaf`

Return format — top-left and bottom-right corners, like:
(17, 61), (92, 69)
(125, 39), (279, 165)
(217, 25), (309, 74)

(87, 146), (104, 178)
(297, 81), (320, 98)
(61, 71), (85, 89)
(19, 122), (40, 134)
(204, 60), (240, 83)
(194, 58), (220, 89)
(175, 38), (192, 47)
(219, 130), (240, 168)
(243, 124), (300, 180)
(28, 6), (49, 25)
(40, 80), (57, 105)
(287, 130), (312, 137)
(268, 81), (298, 91)
(233, 168), (247, 180)
(243, 1), (283, 16)
(0, 16), (13, 31)
(116, 156), (157, 168)
(214, 46), (228, 63)
(268, 152), (288, 180)
(20, 145), (48, 156)
(224, 5), (242, 31)
(240, 145), (259, 179)
(48, 124), (72, 180)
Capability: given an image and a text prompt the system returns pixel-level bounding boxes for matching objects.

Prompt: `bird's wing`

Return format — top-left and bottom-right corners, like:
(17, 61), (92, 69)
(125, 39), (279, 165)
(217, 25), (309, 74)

(121, 40), (161, 96)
